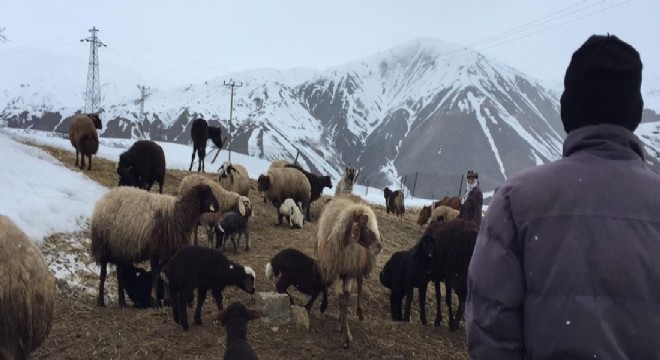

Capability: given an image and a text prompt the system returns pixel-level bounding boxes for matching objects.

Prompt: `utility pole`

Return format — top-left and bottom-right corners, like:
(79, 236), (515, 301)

(136, 85), (151, 118)
(223, 79), (243, 162)
(80, 26), (107, 113)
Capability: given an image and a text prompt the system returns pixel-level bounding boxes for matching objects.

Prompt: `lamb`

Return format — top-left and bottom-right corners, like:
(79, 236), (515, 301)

(383, 187), (405, 220)
(218, 161), (250, 196)
(315, 194), (383, 348)
(216, 210), (251, 252)
(425, 219), (478, 331)
(257, 168), (311, 226)
(68, 113), (102, 170)
(379, 234), (435, 324)
(160, 245), (256, 331)
(90, 184), (220, 308)
(115, 262), (165, 308)
(334, 166), (358, 195)
(117, 140), (166, 193)
(278, 198), (304, 229)
(284, 163), (333, 219)
(189, 118), (224, 173)
(0, 215), (55, 359)
(178, 174), (252, 246)
(266, 248), (329, 313)
(216, 302), (261, 360)
(416, 197), (461, 226)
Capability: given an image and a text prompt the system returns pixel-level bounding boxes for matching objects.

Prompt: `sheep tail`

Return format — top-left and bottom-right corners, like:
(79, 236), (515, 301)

(265, 262), (274, 280)
(160, 272), (169, 285)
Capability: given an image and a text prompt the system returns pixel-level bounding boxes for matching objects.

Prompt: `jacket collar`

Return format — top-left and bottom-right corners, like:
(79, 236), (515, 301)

(562, 124), (645, 161)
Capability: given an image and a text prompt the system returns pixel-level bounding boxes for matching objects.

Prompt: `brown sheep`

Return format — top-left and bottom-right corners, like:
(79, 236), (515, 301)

(68, 113), (102, 170)
(416, 196), (461, 226)
(257, 168), (311, 225)
(0, 215), (55, 359)
(383, 187), (405, 220)
(315, 194), (383, 348)
(90, 185), (220, 307)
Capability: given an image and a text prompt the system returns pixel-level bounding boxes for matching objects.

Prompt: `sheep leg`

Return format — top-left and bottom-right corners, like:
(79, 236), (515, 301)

(205, 226), (214, 248)
(116, 268), (127, 308)
(189, 148), (196, 172)
(419, 284), (428, 325)
(305, 203), (311, 222)
(276, 276), (295, 306)
(389, 292), (401, 321)
(231, 234), (238, 253)
(243, 229), (250, 251)
(75, 149), (80, 167)
(80, 152), (86, 170)
(193, 226), (199, 246)
(319, 287), (328, 313)
(194, 287), (207, 325)
(403, 286), (414, 322)
(150, 257), (162, 307)
(451, 294), (466, 332)
(97, 261), (108, 307)
(170, 289), (180, 323)
(434, 280), (443, 327)
(87, 154), (92, 171)
(445, 282), (454, 328)
(177, 289), (191, 330)
(304, 291), (321, 312)
(157, 179), (164, 194)
(211, 287), (224, 311)
(199, 147), (205, 172)
(340, 290), (353, 348)
(356, 277), (364, 321)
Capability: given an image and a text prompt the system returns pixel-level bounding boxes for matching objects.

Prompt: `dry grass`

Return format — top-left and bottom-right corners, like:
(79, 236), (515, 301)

(29, 142), (469, 359)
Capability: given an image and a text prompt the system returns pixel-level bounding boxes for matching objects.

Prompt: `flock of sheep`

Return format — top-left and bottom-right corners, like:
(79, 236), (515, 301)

(0, 114), (481, 359)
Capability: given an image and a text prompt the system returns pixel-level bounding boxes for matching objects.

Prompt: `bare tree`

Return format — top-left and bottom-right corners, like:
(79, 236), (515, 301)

(0, 26), (7, 43)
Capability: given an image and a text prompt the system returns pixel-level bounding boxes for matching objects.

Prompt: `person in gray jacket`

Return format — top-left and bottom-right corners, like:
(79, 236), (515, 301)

(466, 34), (660, 359)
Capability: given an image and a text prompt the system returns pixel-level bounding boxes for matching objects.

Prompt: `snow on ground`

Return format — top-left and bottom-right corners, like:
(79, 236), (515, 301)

(0, 129), (107, 243)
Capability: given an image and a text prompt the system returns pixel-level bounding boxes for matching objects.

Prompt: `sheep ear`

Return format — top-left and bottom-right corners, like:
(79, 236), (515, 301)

(217, 309), (228, 324)
(239, 201), (246, 216)
(247, 308), (262, 321)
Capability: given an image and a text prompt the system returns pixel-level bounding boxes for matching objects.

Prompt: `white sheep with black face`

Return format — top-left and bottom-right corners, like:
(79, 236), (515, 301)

(218, 161), (251, 196)
(278, 198), (304, 229)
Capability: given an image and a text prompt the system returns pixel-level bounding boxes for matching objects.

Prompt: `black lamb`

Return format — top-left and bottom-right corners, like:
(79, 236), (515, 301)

(160, 245), (256, 330)
(265, 248), (328, 313)
(117, 140), (166, 193)
(284, 163), (332, 220)
(379, 234), (435, 324)
(115, 262), (165, 308)
(216, 209), (251, 252)
(425, 219), (478, 331)
(217, 301), (261, 360)
(189, 118), (224, 173)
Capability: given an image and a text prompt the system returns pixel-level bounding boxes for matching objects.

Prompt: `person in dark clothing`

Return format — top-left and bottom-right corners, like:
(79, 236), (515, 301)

(466, 34), (660, 359)
(459, 170), (483, 228)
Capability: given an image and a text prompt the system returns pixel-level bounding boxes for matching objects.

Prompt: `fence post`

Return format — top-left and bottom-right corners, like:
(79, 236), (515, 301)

(294, 150), (300, 165)
(365, 178), (369, 196)
(458, 174), (465, 197)
(411, 171), (419, 198)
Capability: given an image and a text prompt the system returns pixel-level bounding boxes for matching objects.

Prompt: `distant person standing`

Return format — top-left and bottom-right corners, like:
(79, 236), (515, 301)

(458, 170), (483, 228)
(466, 34), (660, 359)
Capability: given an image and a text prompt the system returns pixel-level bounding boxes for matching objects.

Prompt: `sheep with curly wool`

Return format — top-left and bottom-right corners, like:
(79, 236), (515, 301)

(315, 194), (383, 348)
(178, 174), (252, 246)
(218, 161), (250, 196)
(278, 198), (304, 229)
(266, 248), (328, 313)
(90, 184), (219, 308)
(160, 245), (256, 331)
(117, 140), (166, 193)
(0, 215), (55, 360)
(68, 113), (102, 170)
(335, 166), (358, 195)
(257, 168), (311, 226)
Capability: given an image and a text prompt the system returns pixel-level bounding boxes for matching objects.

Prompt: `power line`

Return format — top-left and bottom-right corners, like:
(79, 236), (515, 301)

(224, 79), (243, 162)
(81, 26), (107, 113)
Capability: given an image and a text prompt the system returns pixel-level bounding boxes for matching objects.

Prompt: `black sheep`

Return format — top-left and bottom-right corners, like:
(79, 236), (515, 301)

(284, 164), (332, 220)
(216, 210), (251, 252)
(117, 140), (166, 193)
(115, 262), (165, 308)
(265, 248), (328, 313)
(160, 245), (256, 330)
(383, 187), (405, 219)
(425, 219), (478, 331)
(379, 234), (435, 324)
(217, 302), (261, 360)
(189, 118), (224, 173)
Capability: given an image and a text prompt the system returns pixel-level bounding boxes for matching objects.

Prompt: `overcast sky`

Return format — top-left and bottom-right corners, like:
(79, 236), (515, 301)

(1, 0), (657, 90)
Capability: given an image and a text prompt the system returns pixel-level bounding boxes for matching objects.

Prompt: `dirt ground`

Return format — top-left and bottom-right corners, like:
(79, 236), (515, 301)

(30, 144), (469, 360)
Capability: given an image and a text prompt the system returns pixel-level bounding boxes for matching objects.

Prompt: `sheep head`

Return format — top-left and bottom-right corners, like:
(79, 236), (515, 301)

(227, 264), (256, 294)
(417, 206), (432, 226)
(194, 184), (219, 213)
(117, 153), (147, 189)
(257, 174), (271, 193)
(219, 161), (232, 179)
(216, 301), (262, 325)
(87, 113), (103, 129)
(350, 212), (383, 255)
(415, 234), (435, 259)
(383, 187), (392, 200)
(238, 196), (251, 217)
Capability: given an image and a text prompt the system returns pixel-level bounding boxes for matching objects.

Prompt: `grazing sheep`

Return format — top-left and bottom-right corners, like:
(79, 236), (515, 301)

(216, 302), (261, 360)
(189, 118), (224, 173)
(257, 168), (311, 226)
(278, 198), (304, 229)
(315, 194), (383, 348)
(416, 197), (461, 226)
(115, 262), (165, 308)
(218, 161), (250, 196)
(90, 184), (220, 308)
(0, 215), (55, 359)
(160, 246), (256, 331)
(383, 187), (405, 220)
(117, 140), (166, 193)
(334, 166), (358, 195)
(216, 210), (251, 252)
(68, 113), (102, 170)
(179, 174), (252, 246)
(266, 248), (329, 313)
(379, 234), (435, 324)
(284, 164), (333, 220)
(425, 219), (478, 331)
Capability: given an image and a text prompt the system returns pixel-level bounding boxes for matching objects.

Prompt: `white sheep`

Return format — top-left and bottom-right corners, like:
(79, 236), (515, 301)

(257, 168), (311, 225)
(218, 161), (251, 197)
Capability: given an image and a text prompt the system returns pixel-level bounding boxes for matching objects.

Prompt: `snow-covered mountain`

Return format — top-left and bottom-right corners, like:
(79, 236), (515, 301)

(2, 38), (659, 198)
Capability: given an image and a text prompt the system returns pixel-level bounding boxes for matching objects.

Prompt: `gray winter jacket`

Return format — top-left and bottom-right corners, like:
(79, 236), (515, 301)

(466, 124), (660, 359)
